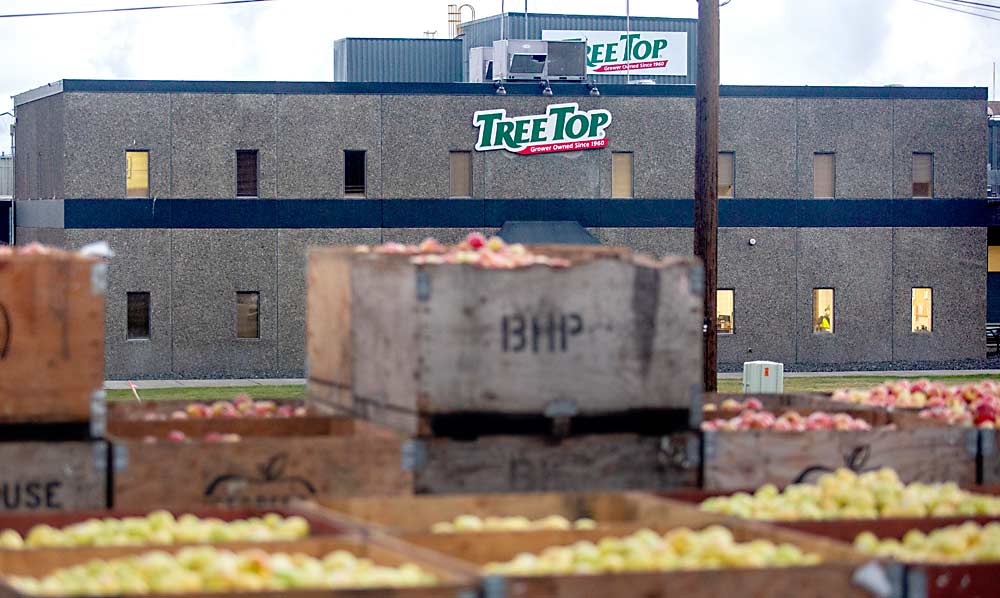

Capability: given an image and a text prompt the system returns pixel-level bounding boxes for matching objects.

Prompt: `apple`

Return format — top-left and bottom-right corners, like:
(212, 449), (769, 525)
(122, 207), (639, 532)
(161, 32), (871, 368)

(466, 232), (486, 250)
(7, 547), (438, 594)
(481, 526), (821, 575)
(701, 467), (1000, 521)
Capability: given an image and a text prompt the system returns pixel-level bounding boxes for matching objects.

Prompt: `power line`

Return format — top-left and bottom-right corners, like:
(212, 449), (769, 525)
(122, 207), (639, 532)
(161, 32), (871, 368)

(934, 0), (1000, 11)
(912, 0), (1000, 21)
(0, 0), (275, 19)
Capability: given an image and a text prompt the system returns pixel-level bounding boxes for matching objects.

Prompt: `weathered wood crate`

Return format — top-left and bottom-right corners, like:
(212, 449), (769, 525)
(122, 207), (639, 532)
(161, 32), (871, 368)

(307, 245), (703, 436)
(393, 513), (894, 598)
(701, 404), (977, 490)
(0, 441), (108, 512)
(397, 431), (700, 494)
(0, 536), (479, 598)
(0, 252), (105, 425)
(770, 516), (1000, 598)
(320, 491), (709, 534)
(109, 418), (412, 509)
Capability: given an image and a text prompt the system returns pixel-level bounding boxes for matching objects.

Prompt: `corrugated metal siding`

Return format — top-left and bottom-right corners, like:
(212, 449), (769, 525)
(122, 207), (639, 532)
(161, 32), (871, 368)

(0, 156), (12, 198)
(990, 120), (1000, 169)
(460, 12), (698, 85)
(333, 38), (463, 83)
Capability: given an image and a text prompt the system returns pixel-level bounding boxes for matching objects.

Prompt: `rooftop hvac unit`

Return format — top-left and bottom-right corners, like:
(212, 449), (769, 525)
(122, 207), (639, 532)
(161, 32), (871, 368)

(492, 39), (586, 82)
(469, 46), (494, 83)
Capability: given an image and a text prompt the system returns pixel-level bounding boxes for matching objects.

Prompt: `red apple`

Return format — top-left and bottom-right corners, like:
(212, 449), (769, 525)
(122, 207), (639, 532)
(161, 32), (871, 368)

(466, 232), (486, 250)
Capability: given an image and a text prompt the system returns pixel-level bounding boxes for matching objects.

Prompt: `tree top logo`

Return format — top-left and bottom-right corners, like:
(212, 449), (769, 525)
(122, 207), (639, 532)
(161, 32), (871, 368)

(473, 103), (612, 155)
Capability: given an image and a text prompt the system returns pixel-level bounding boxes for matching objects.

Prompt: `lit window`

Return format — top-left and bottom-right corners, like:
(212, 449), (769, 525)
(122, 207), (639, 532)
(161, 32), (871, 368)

(612, 152), (633, 198)
(718, 152), (735, 198)
(125, 151), (149, 198)
(989, 246), (1000, 272)
(717, 289), (734, 334)
(813, 153), (835, 199)
(813, 288), (834, 334)
(126, 292), (150, 340)
(450, 151), (472, 198)
(236, 292), (259, 339)
(912, 288), (932, 333)
(913, 153), (933, 198)
(236, 150), (258, 197)
(345, 150), (366, 197)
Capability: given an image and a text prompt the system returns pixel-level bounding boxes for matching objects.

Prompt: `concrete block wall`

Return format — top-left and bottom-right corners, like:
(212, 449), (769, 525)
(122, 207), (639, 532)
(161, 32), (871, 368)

(13, 223), (977, 378)
(16, 88), (986, 202)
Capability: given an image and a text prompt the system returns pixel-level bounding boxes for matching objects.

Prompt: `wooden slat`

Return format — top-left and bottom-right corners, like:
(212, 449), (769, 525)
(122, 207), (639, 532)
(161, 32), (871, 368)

(0, 442), (107, 512)
(318, 492), (713, 534)
(107, 401), (353, 438)
(703, 427), (976, 490)
(0, 506), (346, 538)
(112, 421), (411, 509)
(393, 519), (881, 598)
(0, 536), (478, 597)
(0, 254), (104, 423)
(409, 432), (700, 494)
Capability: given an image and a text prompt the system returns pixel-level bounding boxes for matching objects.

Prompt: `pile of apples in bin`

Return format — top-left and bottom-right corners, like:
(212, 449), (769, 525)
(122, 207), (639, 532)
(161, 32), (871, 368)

(833, 379), (1000, 428)
(150, 395), (307, 421)
(357, 232), (571, 269)
(701, 398), (873, 432)
(139, 395), (306, 444)
(701, 467), (1000, 564)
(0, 513), (438, 594)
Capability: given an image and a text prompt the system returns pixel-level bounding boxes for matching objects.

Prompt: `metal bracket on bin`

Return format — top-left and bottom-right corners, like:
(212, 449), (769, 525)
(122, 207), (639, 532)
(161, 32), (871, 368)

(905, 567), (928, 598)
(113, 444), (129, 473)
(659, 435), (700, 470)
(92, 442), (108, 474)
(401, 440), (427, 472)
(688, 384), (703, 429)
(90, 390), (107, 439)
(545, 399), (577, 439)
(981, 429), (996, 458)
(882, 562), (907, 598)
(851, 561), (895, 598)
(482, 575), (507, 598)
(966, 429), (981, 458)
(702, 431), (716, 462)
(415, 270), (431, 302)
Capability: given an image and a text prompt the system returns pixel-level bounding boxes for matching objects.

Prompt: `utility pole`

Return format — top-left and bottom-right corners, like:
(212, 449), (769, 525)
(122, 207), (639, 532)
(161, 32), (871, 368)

(694, 0), (720, 392)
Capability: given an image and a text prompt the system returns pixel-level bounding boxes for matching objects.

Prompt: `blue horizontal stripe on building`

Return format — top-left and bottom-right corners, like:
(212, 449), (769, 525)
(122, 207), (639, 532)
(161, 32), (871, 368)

(50, 199), (992, 229)
(55, 79), (988, 101)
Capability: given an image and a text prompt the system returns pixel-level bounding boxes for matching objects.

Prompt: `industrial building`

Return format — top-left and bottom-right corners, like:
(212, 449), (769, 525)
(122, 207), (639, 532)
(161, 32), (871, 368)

(8, 8), (993, 379)
(11, 76), (989, 379)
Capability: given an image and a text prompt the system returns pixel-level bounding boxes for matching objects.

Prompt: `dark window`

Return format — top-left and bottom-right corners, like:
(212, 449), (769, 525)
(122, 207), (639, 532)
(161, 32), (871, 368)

(127, 292), (150, 340)
(345, 150), (366, 197)
(236, 292), (260, 339)
(236, 150), (258, 197)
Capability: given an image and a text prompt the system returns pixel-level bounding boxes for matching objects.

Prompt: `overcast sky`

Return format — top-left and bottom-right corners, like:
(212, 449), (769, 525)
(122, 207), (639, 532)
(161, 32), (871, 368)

(3, 0), (999, 153)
